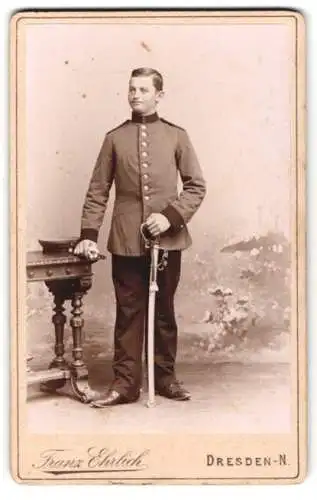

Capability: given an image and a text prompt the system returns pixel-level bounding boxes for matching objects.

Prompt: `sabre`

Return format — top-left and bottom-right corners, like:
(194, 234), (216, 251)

(140, 223), (160, 408)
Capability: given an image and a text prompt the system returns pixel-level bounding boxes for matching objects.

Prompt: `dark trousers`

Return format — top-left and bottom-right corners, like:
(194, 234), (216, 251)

(111, 251), (181, 397)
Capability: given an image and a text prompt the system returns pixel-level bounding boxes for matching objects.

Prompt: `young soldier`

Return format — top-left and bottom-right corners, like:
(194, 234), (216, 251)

(74, 67), (206, 406)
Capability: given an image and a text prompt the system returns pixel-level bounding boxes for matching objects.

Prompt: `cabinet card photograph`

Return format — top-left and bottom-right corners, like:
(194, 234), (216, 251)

(10, 9), (306, 484)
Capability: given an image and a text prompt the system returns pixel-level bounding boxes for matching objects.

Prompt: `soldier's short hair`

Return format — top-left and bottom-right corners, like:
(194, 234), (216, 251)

(130, 67), (163, 91)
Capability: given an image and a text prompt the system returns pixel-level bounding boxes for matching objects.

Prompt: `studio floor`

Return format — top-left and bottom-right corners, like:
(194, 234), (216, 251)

(26, 361), (291, 434)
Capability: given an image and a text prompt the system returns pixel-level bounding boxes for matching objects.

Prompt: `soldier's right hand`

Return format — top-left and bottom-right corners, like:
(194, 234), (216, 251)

(73, 239), (100, 261)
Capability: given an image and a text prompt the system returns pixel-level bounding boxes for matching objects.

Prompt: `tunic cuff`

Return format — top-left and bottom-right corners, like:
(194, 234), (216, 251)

(161, 205), (185, 232)
(80, 228), (99, 243)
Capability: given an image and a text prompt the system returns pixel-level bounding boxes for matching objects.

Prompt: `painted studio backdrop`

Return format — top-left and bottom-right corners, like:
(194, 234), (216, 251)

(26, 22), (293, 371)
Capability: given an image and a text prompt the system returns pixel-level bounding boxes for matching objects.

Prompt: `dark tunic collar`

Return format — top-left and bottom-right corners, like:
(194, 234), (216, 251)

(131, 111), (159, 124)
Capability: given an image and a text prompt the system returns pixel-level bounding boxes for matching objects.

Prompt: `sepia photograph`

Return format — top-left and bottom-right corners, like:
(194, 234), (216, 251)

(11, 10), (306, 483)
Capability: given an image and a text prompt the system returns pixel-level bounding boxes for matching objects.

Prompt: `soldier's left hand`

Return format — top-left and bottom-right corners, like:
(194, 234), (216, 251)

(146, 213), (171, 237)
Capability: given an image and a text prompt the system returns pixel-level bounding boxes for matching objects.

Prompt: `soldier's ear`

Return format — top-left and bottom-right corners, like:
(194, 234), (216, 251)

(156, 90), (165, 102)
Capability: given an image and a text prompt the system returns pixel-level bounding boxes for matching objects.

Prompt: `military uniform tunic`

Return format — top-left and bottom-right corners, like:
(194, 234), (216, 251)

(80, 112), (206, 253)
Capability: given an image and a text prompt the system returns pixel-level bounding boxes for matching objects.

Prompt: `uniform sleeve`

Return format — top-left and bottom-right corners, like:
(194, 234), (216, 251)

(80, 133), (115, 242)
(161, 129), (206, 231)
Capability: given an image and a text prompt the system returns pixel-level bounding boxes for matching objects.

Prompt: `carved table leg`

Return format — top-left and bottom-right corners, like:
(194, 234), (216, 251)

(40, 286), (69, 393)
(51, 295), (68, 368)
(69, 279), (97, 403)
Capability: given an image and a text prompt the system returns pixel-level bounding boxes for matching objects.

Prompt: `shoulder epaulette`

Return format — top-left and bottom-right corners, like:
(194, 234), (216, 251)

(160, 118), (186, 131)
(107, 120), (130, 135)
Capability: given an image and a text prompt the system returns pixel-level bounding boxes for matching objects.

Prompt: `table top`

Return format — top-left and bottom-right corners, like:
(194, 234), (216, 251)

(27, 251), (86, 267)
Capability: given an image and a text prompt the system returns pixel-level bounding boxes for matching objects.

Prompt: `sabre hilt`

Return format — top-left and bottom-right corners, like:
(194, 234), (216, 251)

(140, 222), (160, 248)
(140, 223), (168, 271)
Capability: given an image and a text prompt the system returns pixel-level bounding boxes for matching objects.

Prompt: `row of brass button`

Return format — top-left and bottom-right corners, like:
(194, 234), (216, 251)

(139, 124), (150, 202)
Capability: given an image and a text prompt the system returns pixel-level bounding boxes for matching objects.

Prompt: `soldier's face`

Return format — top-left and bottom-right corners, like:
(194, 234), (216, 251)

(128, 76), (163, 115)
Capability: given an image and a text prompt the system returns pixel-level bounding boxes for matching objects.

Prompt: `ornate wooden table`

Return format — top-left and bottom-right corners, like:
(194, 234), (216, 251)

(26, 239), (102, 403)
